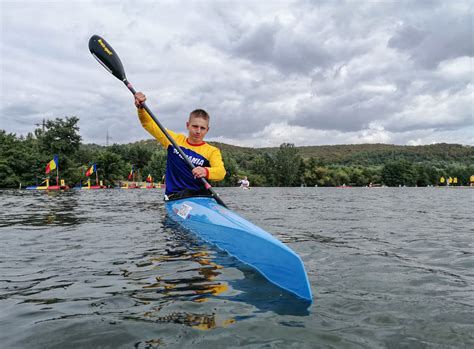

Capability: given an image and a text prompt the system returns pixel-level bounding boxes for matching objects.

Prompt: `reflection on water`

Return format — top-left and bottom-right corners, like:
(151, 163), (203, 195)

(0, 188), (473, 348)
(118, 226), (236, 330)
(0, 190), (81, 227)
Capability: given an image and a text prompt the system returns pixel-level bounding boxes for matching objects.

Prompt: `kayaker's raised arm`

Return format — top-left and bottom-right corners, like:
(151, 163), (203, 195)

(135, 92), (175, 148)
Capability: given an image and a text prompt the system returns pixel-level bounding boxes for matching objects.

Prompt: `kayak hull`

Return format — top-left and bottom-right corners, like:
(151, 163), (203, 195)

(165, 197), (312, 302)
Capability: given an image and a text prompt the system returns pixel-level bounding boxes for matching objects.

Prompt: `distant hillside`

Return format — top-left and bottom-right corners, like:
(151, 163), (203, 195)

(213, 142), (474, 166)
(85, 140), (473, 167)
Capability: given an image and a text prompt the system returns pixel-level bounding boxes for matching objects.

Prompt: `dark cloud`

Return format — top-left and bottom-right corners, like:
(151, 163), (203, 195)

(388, 25), (426, 50)
(292, 89), (402, 132)
(230, 21), (333, 74)
(388, 13), (473, 69)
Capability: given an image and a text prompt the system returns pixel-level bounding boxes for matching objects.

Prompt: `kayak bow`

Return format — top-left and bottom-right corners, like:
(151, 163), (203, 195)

(165, 197), (312, 302)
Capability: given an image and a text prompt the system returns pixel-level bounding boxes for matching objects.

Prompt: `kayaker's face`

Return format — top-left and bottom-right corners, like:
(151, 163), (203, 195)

(186, 116), (209, 144)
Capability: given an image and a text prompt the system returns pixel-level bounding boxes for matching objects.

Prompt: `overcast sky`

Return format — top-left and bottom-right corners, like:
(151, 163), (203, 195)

(1, 0), (472, 147)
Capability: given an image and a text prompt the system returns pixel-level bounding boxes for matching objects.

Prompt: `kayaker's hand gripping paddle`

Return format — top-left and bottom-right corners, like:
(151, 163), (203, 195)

(89, 35), (227, 208)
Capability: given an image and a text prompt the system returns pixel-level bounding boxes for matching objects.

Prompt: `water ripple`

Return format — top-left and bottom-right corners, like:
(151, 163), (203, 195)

(0, 188), (473, 348)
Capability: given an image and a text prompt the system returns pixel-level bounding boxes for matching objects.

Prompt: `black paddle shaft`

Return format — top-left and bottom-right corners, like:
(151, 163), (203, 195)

(88, 35), (226, 207)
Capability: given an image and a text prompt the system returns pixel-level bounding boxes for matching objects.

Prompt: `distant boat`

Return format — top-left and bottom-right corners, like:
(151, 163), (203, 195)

(26, 178), (69, 191)
(140, 174), (157, 189)
(26, 156), (69, 190)
(120, 181), (140, 189)
(81, 184), (106, 190)
(79, 163), (106, 189)
(128, 182), (140, 189)
(79, 178), (106, 190)
(121, 166), (141, 189)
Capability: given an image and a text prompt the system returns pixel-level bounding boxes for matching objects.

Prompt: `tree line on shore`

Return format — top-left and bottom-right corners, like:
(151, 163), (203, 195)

(1, 117), (473, 188)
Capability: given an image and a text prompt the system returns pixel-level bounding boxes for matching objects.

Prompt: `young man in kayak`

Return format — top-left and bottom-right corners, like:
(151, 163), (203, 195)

(134, 92), (226, 200)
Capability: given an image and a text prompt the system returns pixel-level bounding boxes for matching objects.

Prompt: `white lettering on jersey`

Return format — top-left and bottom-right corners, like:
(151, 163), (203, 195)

(173, 148), (205, 166)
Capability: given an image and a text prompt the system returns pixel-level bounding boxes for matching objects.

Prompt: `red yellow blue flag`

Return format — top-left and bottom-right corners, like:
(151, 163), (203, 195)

(85, 163), (96, 177)
(45, 155), (58, 174)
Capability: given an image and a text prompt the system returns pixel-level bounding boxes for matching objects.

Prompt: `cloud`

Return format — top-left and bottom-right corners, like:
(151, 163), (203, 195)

(229, 20), (333, 75)
(388, 10), (473, 69)
(0, 0), (472, 147)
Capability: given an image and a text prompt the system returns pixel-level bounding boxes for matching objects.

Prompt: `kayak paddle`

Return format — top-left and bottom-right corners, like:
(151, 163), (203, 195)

(88, 34), (227, 208)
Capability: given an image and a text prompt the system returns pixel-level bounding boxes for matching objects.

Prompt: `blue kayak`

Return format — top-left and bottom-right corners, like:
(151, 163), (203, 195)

(165, 196), (312, 302)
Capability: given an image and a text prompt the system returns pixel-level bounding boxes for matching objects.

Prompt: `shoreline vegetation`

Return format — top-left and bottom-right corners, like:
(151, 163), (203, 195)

(1, 117), (473, 188)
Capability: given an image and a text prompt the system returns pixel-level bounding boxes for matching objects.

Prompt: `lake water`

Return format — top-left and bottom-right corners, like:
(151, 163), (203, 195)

(0, 187), (472, 348)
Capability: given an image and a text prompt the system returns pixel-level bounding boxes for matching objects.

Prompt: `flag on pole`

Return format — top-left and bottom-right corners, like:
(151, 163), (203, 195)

(85, 163), (96, 177)
(146, 174), (153, 183)
(45, 155), (58, 174)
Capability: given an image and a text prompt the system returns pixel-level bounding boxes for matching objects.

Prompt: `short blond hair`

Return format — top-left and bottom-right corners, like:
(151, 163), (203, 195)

(189, 109), (210, 121)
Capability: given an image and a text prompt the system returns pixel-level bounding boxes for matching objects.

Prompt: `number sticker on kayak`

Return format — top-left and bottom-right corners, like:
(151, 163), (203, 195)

(177, 204), (193, 219)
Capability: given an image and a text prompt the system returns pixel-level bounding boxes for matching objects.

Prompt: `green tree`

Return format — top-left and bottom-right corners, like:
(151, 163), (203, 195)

(330, 167), (350, 186)
(124, 143), (153, 180)
(302, 157), (318, 186)
(36, 117), (82, 183)
(295, 158), (306, 186)
(314, 166), (332, 186)
(382, 160), (417, 186)
(0, 131), (41, 187)
(97, 150), (127, 186)
(349, 167), (369, 186)
(274, 143), (301, 186)
(250, 153), (276, 186)
(37, 117), (81, 156)
(219, 152), (239, 187)
(143, 149), (167, 184)
(414, 164), (432, 186)
(0, 160), (18, 187)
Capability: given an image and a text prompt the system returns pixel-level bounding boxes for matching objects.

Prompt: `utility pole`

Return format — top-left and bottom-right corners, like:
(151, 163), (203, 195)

(106, 129), (112, 146)
(34, 118), (46, 132)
